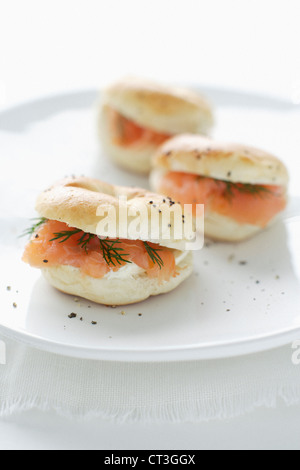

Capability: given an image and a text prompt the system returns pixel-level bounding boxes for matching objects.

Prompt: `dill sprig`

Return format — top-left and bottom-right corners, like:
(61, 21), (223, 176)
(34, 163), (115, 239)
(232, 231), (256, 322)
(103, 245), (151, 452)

(197, 176), (274, 201)
(50, 230), (98, 254)
(143, 242), (164, 270)
(50, 229), (82, 244)
(79, 233), (97, 252)
(50, 229), (131, 265)
(224, 181), (273, 200)
(99, 239), (131, 267)
(21, 217), (47, 237)
(23, 219), (165, 269)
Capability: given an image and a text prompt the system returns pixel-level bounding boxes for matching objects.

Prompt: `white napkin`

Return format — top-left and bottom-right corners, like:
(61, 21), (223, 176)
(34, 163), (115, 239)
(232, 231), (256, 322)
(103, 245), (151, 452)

(0, 336), (300, 422)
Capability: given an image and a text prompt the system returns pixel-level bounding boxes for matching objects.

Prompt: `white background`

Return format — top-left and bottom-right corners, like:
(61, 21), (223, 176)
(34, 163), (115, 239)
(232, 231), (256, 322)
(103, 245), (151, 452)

(0, 0), (299, 108)
(1, 0), (300, 450)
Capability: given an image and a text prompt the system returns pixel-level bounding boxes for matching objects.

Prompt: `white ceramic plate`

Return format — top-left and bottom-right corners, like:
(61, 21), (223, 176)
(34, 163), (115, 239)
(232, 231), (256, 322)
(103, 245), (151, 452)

(0, 88), (300, 361)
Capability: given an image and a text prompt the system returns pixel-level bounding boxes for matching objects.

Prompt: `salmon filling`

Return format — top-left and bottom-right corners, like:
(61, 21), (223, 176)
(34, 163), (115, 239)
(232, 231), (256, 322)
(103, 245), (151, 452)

(159, 172), (287, 228)
(23, 220), (177, 282)
(107, 107), (172, 147)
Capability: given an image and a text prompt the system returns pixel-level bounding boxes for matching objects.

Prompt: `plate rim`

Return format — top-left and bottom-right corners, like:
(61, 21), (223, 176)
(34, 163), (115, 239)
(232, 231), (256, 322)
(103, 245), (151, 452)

(0, 321), (299, 361)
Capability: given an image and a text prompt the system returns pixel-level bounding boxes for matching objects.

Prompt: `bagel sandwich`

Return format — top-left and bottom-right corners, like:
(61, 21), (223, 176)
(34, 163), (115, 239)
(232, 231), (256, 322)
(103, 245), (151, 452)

(99, 77), (214, 174)
(22, 177), (194, 305)
(150, 134), (289, 242)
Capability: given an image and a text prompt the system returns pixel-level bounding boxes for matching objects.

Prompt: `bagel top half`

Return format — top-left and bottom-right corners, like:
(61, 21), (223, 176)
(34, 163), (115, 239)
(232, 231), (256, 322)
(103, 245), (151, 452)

(152, 134), (289, 187)
(36, 177), (195, 251)
(101, 77), (214, 136)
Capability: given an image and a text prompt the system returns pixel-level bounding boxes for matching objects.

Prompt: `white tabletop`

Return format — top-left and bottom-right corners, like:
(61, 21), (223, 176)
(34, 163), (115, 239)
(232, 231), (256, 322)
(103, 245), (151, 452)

(0, 0), (300, 450)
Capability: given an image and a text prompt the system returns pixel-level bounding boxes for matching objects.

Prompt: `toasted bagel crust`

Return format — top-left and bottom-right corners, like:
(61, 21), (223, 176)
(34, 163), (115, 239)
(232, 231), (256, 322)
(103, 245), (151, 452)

(101, 77), (214, 135)
(152, 134), (289, 186)
(36, 177), (194, 251)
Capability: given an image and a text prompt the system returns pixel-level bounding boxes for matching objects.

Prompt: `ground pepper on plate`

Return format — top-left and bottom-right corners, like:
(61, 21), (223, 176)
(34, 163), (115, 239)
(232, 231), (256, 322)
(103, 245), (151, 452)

(68, 313), (77, 319)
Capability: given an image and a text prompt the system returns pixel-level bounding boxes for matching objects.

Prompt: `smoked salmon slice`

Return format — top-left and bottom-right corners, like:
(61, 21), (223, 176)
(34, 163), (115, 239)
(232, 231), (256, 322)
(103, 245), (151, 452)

(23, 220), (177, 282)
(160, 172), (287, 227)
(107, 107), (172, 147)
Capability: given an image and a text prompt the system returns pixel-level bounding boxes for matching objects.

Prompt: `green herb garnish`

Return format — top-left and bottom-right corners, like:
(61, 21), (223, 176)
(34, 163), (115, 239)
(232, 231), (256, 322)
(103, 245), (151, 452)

(23, 219), (164, 269)
(223, 181), (273, 201)
(50, 229), (132, 265)
(50, 228), (82, 244)
(98, 239), (131, 267)
(50, 230), (98, 254)
(143, 242), (164, 270)
(197, 176), (274, 201)
(21, 217), (47, 238)
(78, 233), (97, 252)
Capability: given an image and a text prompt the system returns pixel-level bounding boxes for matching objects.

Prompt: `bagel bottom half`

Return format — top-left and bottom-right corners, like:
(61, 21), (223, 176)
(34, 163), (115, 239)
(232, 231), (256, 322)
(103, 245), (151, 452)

(42, 252), (193, 305)
(204, 212), (262, 242)
(101, 136), (158, 174)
